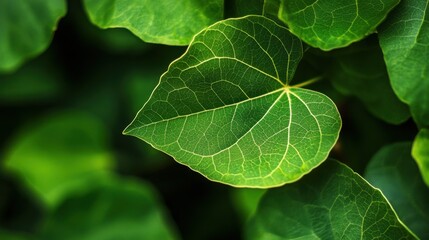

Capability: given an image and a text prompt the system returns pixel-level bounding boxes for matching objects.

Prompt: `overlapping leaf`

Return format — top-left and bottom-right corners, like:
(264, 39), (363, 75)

(378, 0), (429, 128)
(329, 41), (410, 124)
(83, 0), (223, 45)
(0, 0), (66, 72)
(246, 160), (417, 239)
(365, 142), (429, 239)
(278, 0), (400, 50)
(125, 16), (341, 188)
(412, 129), (429, 187)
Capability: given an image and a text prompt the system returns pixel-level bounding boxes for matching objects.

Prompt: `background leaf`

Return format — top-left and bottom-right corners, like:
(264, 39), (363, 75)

(365, 142), (429, 239)
(125, 16), (341, 188)
(329, 38), (410, 124)
(412, 128), (429, 187)
(278, 0), (400, 50)
(39, 177), (179, 240)
(0, 0), (66, 72)
(83, 0), (224, 45)
(378, 0), (429, 128)
(3, 111), (114, 207)
(0, 53), (63, 104)
(246, 160), (417, 239)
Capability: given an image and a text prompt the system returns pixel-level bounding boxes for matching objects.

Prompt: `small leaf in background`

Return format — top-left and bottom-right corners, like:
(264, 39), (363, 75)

(246, 160), (417, 239)
(262, 0), (281, 21)
(83, 0), (223, 46)
(0, 230), (31, 240)
(412, 129), (429, 187)
(226, 0), (264, 17)
(329, 38), (410, 124)
(39, 177), (178, 240)
(278, 0), (400, 50)
(378, 0), (429, 128)
(0, 54), (63, 104)
(231, 188), (266, 222)
(125, 16), (341, 188)
(365, 142), (429, 239)
(3, 111), (114, 207)
(0, 0), (66, 72)
(0, 174), (44, 234)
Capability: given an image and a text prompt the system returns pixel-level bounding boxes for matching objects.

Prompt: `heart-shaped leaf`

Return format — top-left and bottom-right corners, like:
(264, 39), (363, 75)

(125, 16), (341, 188)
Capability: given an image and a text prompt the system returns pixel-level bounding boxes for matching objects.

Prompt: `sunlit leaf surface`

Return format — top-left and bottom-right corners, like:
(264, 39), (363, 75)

(125, 16), (341, 188)
(412, 128), (429, 187)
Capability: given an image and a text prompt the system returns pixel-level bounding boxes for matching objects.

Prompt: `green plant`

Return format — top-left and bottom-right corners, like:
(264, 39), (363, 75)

(1, 0), (428, 239)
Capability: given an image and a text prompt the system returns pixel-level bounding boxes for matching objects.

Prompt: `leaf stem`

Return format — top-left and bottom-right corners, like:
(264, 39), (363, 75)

(290, 76), (322, 88)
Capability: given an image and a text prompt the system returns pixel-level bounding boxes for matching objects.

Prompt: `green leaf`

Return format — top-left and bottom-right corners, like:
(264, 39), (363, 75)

(412, 129), (429, 187)
(227, 0), (264, 17)
(40, 177), (178, 240)
(246, 160), (417, 239)
(278, 0), (400, 50)
(83, 0), (224, 46)
(231, 188), (266, 222)
(3, 111), (114, 207)
(125, 16), (342, 188)
(263, 0), (281, 20)
(0, 0), (66, 72)
(378, 0), (429, 128)
(0, 54), (63, 104)
(0, 230), (31, 240)
(365, 142), (429, 239)
(329, 39), (410, 124)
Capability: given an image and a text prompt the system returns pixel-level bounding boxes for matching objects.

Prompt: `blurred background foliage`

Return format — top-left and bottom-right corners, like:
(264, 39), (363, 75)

(0, 0), (423, 239)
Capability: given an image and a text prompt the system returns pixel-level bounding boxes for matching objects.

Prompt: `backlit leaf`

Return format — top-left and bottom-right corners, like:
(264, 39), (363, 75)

(412, 128), (429, 187)
(83, 0), (223, 45)
(365, 142), (429, 239)
(125, 16), (341, 188)
(246, 160), (417, 239)
(278, 0), (400, 50)
(0, 0), (66, 72)
(378, 0), (429, 128)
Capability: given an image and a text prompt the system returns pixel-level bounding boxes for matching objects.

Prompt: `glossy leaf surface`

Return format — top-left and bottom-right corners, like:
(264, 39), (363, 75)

(279, 0), (400, 50)
(378, 0), (429, 127)
(83, 0), (223, 45)
(246, 160), (417, 239)
(365, 142), (429, 239)
(0, 0), (66, 72)
(412, 129), (429, 187)
(125, 16), (341, 188)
